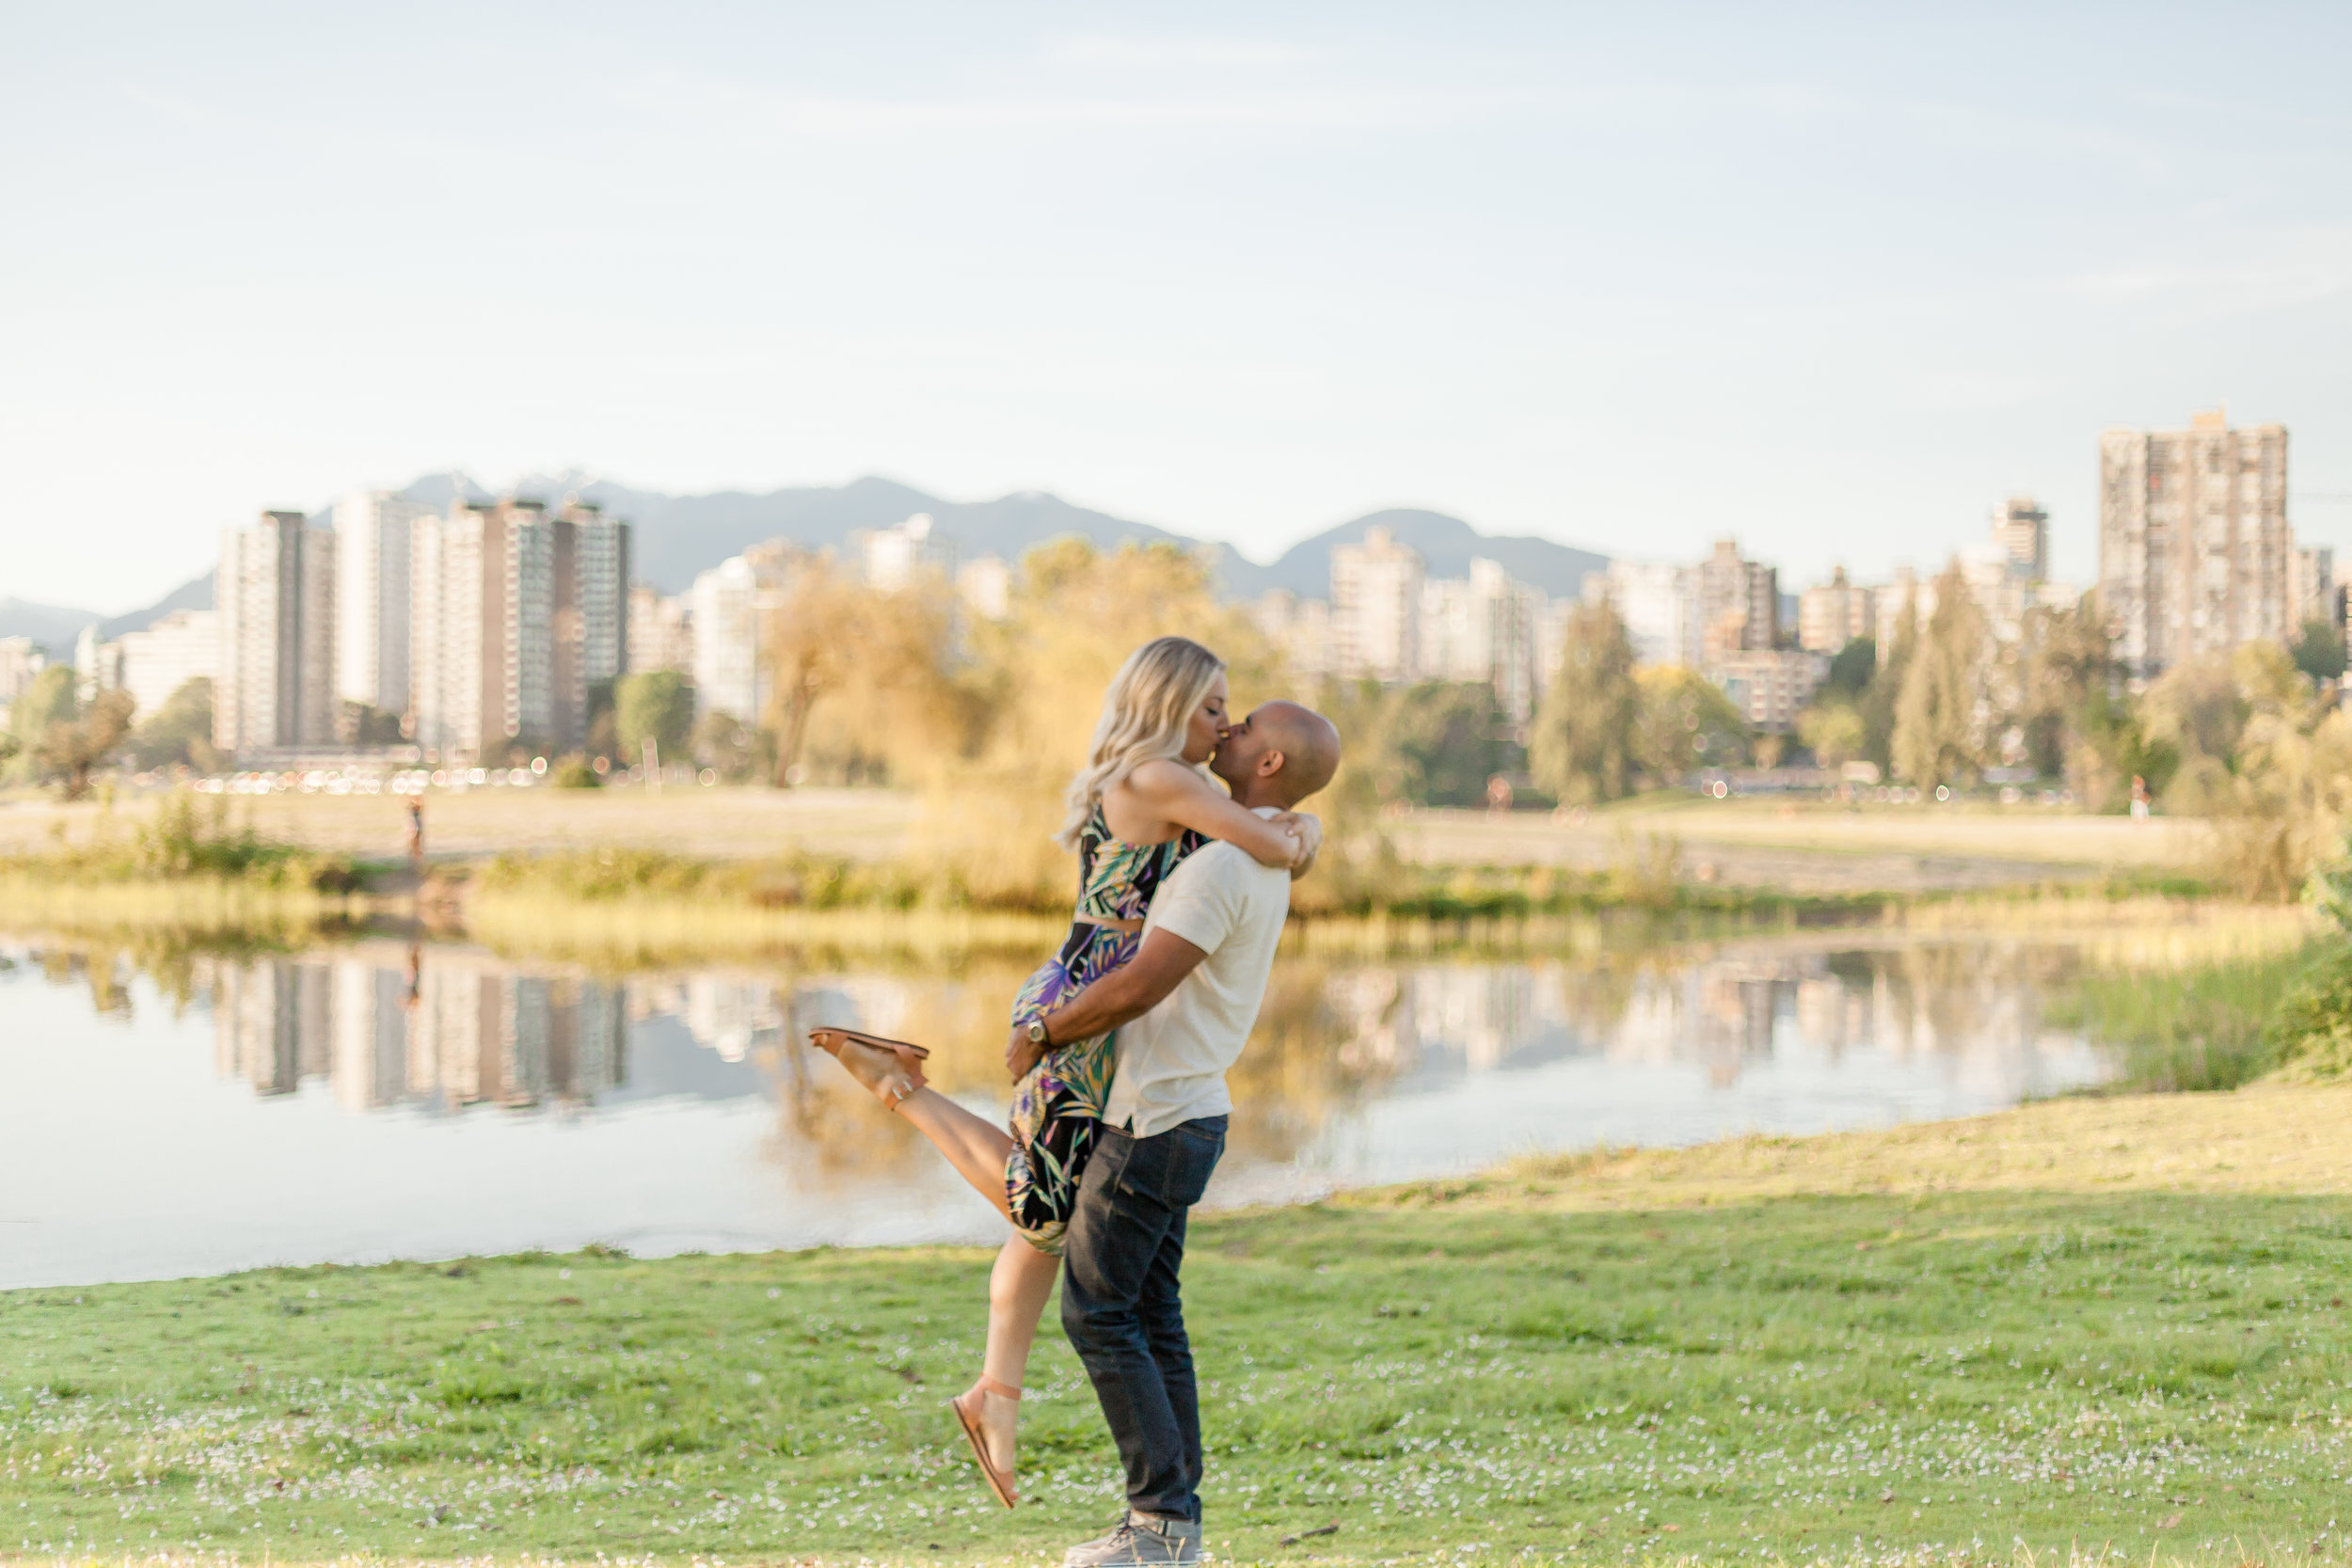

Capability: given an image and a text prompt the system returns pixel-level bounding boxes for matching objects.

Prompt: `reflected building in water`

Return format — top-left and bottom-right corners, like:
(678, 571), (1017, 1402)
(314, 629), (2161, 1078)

(1321, 941), (2080, 1100)
(210, 951), (627, 1112)
(189, 935), (2095, 1148)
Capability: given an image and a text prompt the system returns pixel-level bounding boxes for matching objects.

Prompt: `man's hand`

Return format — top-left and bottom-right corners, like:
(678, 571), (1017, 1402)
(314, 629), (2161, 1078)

(1005, 929), (1210, 1082)
(1006, 1024), (1044, 1081)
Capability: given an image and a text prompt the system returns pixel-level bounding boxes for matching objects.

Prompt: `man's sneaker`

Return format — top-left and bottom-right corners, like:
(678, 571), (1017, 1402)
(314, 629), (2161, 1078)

(1060, 1510), (1202, 1566)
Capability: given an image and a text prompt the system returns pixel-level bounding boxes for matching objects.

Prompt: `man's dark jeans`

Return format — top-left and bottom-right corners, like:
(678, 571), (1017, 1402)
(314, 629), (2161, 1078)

(1060, 1114), (1228, 1523)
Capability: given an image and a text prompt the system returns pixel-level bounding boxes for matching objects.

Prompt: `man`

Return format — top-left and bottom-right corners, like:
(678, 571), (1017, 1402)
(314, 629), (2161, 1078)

(1007, 700), (1343, 1567)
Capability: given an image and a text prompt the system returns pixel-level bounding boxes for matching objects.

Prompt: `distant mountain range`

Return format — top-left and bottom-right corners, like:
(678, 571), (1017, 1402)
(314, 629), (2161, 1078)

(405, 470), (1609, 600)
(0, 573), (218, 652)
(8, 475), (1608, 649)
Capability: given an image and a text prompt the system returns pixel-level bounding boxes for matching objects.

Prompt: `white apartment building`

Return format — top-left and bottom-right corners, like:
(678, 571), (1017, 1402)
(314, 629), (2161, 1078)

(1992, 496), (2049, 581)
(333, 489), (434, 715)
(1797, 567), (1874, 654)
(114, 609), (218, 718)
(956, 556), (1012, 621)
(690, 555), (760, 723)
(215, 510), (337, 756)
(1711, 648), (1830, 734)
(1592, 560), (1702, 669)
(1534, 598), (1579, 694)
(856, 514), (956, 591)
(690, 544), (803, 722)
(1875, 566), (1938, 651)
(627, 584), (693, 675)
(75, 623), (113, 699)
(564, 500), (631, 697)
(0, 637), (44, 703)
(1329, 527), (1423, 682)
(409, 503), (485, 761)
(1421, 560), (1544, 719)
(2100, 407), (2292, 681)
(1696, 539), (1777, 659)
(411, 498), (631, 761)
(1253, 590), (1336, 684)
(2290, 546), (2338, 633)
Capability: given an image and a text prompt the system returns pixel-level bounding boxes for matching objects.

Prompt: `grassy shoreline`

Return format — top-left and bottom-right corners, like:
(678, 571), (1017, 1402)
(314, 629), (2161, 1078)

(6, 1086), (2352, 1567)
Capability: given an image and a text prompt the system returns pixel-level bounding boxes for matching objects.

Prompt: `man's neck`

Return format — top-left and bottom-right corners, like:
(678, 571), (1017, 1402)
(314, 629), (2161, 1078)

(1229, 777), (1287, 812)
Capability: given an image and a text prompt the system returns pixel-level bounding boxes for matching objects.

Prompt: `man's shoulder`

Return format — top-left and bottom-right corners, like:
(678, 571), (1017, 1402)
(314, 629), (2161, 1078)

(1179, 838), (1286, 890)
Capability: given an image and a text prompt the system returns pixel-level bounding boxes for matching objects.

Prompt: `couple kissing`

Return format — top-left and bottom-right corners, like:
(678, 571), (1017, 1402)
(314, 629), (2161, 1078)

(810, 634), (1341, 1567)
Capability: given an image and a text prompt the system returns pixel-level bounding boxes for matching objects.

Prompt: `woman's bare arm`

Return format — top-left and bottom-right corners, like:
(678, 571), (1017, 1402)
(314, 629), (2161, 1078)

(1120, 759), (1305, 867)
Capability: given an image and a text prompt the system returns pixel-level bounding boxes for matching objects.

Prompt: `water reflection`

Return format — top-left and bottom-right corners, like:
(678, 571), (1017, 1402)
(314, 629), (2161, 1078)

(0, 930), (2111, 1287)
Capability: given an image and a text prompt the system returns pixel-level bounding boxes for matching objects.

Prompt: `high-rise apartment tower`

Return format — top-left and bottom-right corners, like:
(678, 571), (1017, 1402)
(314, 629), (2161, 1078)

(333, 490), (435, 716)
(215, 510), (337, 756)
(1992, 496), (2050, 582)
(2099, 407), (2291, 681)
(1330, 527), (1423, 683)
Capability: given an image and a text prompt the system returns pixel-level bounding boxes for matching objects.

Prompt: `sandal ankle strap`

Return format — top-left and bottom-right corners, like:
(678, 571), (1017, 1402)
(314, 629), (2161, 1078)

(977, 1375), (1022, 1401)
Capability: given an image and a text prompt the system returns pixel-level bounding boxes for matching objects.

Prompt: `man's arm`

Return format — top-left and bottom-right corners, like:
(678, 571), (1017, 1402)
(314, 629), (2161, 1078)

(1005, 927), (1210, 1079)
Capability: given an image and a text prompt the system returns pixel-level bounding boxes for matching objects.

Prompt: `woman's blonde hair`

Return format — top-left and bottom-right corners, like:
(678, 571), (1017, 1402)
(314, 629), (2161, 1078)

(1057, 636), (1226, 847)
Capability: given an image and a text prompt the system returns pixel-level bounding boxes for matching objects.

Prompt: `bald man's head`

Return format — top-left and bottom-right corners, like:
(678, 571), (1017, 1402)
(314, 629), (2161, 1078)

(1209, 699), (1341, 809)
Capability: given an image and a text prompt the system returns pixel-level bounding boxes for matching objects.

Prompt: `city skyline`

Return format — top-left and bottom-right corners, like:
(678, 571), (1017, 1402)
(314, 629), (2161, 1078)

(6, 8), (2350, 612)
(41, 404), (2331, 756)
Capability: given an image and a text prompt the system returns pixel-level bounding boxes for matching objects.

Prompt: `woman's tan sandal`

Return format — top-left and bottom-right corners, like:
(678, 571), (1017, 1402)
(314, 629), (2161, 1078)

(949, 1376), (1022, 1509)
(827, 1027), (930, 1059)
(807, 1028), (927, 1109)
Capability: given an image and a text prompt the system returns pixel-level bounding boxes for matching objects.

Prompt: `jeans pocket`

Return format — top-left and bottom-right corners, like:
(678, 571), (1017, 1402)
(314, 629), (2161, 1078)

(1167, 1123), (1225, 1208)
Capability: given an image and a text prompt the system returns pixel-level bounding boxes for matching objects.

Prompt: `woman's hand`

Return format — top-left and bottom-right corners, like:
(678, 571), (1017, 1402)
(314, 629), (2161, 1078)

(1007, 1024), (1044, 1081)
(1273, 810), (1324, 873)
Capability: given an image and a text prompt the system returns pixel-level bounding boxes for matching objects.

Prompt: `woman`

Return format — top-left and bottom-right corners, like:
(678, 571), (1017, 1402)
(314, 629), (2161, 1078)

(807, 635), (1318, 1508)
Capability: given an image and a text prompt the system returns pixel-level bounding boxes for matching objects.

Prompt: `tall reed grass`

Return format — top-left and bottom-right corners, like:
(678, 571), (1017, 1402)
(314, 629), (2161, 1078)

(0, 792), (361, 891)
(2049, 942), (2328, 1092)
(0, 875), (368, 939)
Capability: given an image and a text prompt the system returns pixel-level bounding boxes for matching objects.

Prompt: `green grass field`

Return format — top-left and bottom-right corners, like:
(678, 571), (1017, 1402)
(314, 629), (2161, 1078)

(8, 1088), (2352, 1566)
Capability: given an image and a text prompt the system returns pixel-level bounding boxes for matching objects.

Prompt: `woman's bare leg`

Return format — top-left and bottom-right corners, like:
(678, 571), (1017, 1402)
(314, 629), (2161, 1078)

(810, 1030), (1055, 1495)
(961, 1235), (1058, 1477)
(986, 1235), (1058, 1386)
(892, 1086), (1019, 1221)
(809, 1031), (1018, 1218)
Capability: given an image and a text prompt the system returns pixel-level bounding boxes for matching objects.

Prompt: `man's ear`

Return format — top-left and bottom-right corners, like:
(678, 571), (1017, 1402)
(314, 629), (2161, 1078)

(1257, 748), (1286, 778)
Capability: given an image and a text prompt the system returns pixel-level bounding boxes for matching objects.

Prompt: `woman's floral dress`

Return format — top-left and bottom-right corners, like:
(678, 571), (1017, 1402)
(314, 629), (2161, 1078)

(1003, 805), (1206, 1252)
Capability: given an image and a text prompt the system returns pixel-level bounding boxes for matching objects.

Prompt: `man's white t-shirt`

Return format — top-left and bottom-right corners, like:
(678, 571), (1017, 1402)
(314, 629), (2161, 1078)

(1099, 815), (1292, 1139)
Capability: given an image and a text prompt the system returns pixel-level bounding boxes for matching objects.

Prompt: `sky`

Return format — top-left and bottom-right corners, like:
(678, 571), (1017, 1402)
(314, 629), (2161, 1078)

(4, 1), (2350, 613)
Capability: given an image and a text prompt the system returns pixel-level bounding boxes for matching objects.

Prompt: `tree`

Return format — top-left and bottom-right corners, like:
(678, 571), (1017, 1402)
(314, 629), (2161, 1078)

(2138, 653), (2247, 769)
(7, 665), (76, 781)
(2016, 601), (2115, 781)
(761, 555), (961, 788)
(916, 537), (1287, 906)
(2293, 617), (2347, 684)
(1340, 681), (1518, 808)
(1530, 601), (1640, 805)
(33, 689), (135, 800)
(1891, 562), (1986, 789)
(585, 677), (620, 766)
(2077, 688), (2178, 813)
(1822, 636), (1876, 701)
(1797, 702), (1867, 769)
(1860, 602), (1915, 772)
(614, 672), (694, 768)
(1633, 666), (1748, 781)
(127, 676), (221, 773)
(691, 710), (758, 783)
(339, 701), (405, 745)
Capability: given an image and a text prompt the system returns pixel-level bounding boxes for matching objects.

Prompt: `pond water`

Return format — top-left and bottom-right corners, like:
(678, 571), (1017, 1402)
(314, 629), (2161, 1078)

(0, 928), (2115, 1289)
